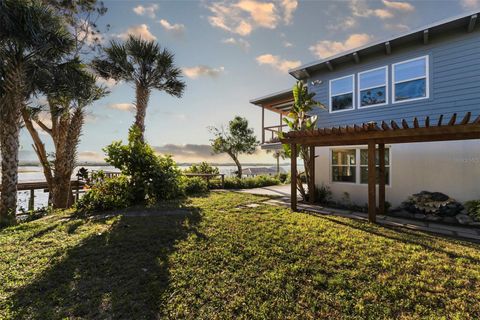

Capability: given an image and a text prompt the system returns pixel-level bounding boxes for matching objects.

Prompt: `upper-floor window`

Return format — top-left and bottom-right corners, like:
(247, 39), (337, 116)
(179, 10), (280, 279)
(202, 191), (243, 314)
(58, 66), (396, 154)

(330, 75), (354, 113)
(358, 66), (388, 108)
(393, 55), (429, 103)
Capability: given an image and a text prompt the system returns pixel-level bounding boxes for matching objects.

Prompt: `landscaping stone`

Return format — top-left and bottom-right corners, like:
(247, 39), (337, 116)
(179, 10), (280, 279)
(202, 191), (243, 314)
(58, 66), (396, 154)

(414, 213), (426, 219)
(456, 214), (473, 225)
(245, 203), (261, 208)
(401, 191), (463, 217)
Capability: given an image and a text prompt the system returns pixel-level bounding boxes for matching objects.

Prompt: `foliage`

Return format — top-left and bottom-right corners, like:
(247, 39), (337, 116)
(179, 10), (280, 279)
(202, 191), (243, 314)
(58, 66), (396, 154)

(182, 177), (209, 195)
(2, 192), (480, 319)
(315, 183), (332, 205)
(75, 175), (134, 213)
(281, 81), (325, 200)
(103, 126), (184, 204)
(185, 162), (219, 175)
(209, 116), (259, 178)
(278, 172), (290, 184)
(210, 175), (280, 189)
(465, 200), (480, 221)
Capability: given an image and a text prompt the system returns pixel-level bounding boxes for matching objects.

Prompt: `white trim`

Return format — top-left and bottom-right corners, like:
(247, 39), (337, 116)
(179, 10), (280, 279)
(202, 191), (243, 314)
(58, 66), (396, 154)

(357, 66), (388, 109)
(329, 74), (355, 114)
(329, 146), (392, 186)
(392, 55), (429, 104)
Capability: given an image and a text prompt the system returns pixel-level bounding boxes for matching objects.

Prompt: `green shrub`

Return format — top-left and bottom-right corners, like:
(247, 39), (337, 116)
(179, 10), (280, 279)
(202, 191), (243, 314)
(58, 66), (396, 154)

(315, 184), (332, 205)
(465, 200), (480, 220)
(185, 162), (219, 174)
(75, 175), (134, 213)
(210, 175), (280, 189)
(278, 172), (290, 183)
(183, 176), (209, 195)
(103, 126), (184, 203)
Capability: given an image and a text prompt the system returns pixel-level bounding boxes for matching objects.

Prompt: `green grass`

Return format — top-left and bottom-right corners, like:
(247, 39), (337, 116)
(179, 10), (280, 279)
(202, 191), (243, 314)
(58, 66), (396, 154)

(1, 192), (480, 319)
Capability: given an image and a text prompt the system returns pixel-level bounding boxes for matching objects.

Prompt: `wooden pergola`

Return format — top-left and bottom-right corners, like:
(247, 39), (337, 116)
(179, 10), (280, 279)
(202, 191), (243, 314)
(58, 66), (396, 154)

(280, 112), (480, 223)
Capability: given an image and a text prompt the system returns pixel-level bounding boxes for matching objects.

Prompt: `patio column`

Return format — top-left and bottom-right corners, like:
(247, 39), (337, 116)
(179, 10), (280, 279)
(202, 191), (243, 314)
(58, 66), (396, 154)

(368, 141), (377, 223)
(291, 143), (297, 211)
(309, 146), (315, 204)
(378, 143), (386, 215)
(261, 107), (265, 144)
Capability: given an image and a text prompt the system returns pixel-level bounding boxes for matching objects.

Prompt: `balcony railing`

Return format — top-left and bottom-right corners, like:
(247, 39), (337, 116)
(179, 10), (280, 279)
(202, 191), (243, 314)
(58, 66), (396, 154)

(262, 124), (289, 144)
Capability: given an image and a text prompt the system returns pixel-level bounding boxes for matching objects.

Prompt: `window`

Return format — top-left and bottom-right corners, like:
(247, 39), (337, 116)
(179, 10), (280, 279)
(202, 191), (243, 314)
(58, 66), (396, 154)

(393, 56), (429, 103)
(330, 75), (354, 113)
(358, 66), (387, 108)
(331, 149), (357, 183)
(330, 147), (391, 185)
(360, 148), (390, 185)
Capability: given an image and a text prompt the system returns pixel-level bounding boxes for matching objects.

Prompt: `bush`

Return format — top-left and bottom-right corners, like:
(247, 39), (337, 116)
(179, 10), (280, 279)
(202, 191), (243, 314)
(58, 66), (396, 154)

(75, 175), (134, 213)
(278, 172), (290, 184)
(103, 126), (184, 203)
(210, 175), (280, 189)
(315, 184), (332, 205)
(185, 162), (219, 174)
(183, 176), (209, 195)
(465, 200), (480, 221)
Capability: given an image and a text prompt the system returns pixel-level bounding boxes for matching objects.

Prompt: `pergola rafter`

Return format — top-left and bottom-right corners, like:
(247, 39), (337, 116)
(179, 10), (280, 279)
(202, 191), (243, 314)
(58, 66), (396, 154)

(280, 112), (480, 222)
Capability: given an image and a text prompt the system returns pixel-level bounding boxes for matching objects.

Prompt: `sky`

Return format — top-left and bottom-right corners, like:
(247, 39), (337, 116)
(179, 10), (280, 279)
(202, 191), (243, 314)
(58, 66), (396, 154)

(19, 0), (480, 164)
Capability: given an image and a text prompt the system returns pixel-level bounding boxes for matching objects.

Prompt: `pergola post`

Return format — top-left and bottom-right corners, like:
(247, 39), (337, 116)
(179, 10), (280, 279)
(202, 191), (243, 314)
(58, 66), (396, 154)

(368, 141), (377, 223)
(378, 143), (386, 215)
(309, 146), (315, 204)
(261, 107), (265, 144)
(291, 143), (297, 211)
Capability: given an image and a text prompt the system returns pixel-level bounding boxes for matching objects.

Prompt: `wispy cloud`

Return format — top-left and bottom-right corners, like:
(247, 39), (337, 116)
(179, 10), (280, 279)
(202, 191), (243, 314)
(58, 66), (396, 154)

(116, 24), (157, 41)
(382, 0), (415, 11)
(461, 0), (480, 9)
(108, 103), (135, 112)
(183, 65), (225, 79)
(96, 77), (117, 89)
(309, 33), (373, 59)
(206, 0), (298, 36)
(132, 4), (159, 18)
(255, 54), (301, 73)
(222, 37), (251, 51)
(158, 19), (186, 37)
(78, 151), (105, 162)
(385, 23), (410, 32)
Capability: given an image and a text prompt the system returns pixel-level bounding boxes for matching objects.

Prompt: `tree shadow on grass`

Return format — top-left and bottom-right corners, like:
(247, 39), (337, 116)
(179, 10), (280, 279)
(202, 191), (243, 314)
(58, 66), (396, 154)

(8, 203), (203, 319)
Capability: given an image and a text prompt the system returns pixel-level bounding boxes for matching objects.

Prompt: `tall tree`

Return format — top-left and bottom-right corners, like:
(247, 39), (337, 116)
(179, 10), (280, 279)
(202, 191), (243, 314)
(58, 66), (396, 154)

(22, 60), (106, 208)
(92, 35), (185, 140)
(210, 116), (258, 178)
(21, 0), (108, 209)
(0, 0), (73, 224)
(282, 81), (325, 200)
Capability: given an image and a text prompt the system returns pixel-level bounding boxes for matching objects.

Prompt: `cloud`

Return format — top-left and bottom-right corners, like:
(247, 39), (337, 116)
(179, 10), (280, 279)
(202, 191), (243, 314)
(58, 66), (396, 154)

(206, 0), (298, 36)
(309, 33), (372, 59)
(255, 54), (301, 73)
(183, 65), (225, 79)
(132, 4), (159, 18)
(116, 24), (156, 41)
(222, 37), (251, 51)
(327, 16), (357, 30)
(349, 0), (394, 19)
(382, 0), (414, 11)
(281, 0), (298, 24)
(283, 40), (293, 47)
(373, 8), (393, 19)
(78, 151), (105, 162)
(96, 77), (117, 88)
(108, 103), (135, 112)
(461, 0), (480, 9)
(158, 19), (186, 37)
(385, 23), (410, 32)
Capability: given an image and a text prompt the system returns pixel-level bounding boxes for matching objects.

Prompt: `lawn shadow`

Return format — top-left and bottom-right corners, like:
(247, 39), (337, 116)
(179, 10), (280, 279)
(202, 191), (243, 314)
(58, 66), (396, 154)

(8, 201), (203, 319)
(314, 213), (480, 264)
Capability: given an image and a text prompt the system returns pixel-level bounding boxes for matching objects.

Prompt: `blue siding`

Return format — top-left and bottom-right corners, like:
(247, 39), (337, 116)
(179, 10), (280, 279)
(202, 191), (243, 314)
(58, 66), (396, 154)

(308, 28), (480, 128)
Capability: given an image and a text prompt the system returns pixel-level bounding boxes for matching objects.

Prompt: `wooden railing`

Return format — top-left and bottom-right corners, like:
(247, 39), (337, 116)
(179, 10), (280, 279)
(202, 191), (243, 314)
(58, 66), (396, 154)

(263, 124), (288, 144)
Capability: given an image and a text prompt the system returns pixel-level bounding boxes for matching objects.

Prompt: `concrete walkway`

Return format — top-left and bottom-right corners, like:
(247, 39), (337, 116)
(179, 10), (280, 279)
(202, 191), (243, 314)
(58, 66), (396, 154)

(237, 185), (480, 242)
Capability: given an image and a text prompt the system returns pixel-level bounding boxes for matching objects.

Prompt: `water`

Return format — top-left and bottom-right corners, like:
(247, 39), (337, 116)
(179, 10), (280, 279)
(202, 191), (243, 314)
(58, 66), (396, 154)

(11, 164), (302, 211)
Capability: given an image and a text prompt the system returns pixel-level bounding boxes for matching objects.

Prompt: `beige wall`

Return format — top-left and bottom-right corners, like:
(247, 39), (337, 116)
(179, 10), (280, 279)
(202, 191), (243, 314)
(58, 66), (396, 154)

(314, 140), (480, 208)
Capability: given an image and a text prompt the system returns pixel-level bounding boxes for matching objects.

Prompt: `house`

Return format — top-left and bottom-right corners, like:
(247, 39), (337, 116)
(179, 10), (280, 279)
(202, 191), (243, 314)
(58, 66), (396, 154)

(250, 11), (480, 208)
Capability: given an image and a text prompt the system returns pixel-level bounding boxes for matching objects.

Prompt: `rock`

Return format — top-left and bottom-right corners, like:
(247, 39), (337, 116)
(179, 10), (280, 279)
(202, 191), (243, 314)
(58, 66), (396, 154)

(401, 191), (463, 217)
(425, 215), (442, 222)
(456, 214), (474, 225)
(414, 213), (426, 219)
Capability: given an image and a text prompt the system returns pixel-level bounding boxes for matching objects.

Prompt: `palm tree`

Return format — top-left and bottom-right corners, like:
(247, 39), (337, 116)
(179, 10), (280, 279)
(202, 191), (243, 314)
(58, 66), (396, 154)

(0, 0), (73, 224)
(92, 35), (185, 140)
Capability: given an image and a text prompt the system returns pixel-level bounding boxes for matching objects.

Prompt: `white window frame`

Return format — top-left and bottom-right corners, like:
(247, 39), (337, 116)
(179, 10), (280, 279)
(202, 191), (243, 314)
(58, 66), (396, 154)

(330, 146), (392, 186)
(392, 55), (429, 104)
(329, 74), (355, 114)
(357, 66), (388, 109)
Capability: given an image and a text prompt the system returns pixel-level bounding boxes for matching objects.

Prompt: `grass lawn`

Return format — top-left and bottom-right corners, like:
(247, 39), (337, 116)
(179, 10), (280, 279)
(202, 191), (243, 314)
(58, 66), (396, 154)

(1, 192), (480, 319)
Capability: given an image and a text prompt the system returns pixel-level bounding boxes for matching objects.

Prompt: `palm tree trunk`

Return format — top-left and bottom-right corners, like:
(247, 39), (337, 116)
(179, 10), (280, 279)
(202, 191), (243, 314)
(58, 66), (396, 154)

(134, 85), (150, 140)
(0, 64), (25, 224)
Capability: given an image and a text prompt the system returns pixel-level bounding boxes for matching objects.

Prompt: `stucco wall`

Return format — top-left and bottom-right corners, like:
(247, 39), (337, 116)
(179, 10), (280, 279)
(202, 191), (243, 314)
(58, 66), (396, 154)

(314, 140), (480, 208)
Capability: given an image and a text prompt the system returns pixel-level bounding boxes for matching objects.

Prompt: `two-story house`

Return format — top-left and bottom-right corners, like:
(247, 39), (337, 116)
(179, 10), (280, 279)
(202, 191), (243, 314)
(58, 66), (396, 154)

(250, 11), (480, 208)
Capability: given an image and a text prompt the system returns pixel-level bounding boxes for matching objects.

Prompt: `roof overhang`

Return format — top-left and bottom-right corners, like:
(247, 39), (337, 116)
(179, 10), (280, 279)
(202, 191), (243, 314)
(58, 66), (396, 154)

(289, 10), (480, 80)
(249, 88), (294, 115)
